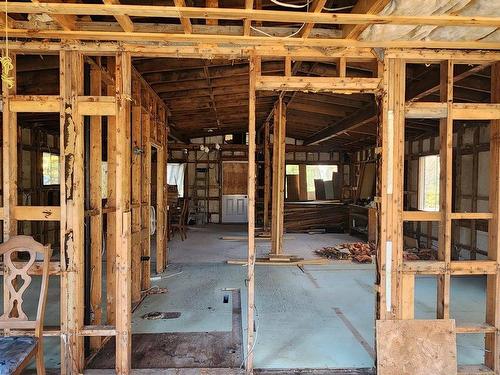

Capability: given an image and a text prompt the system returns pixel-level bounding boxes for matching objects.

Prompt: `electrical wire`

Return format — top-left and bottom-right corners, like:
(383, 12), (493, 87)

(322, 4), (354, 11)
(1, 0), (14, 89)
(270, 0), (312, 8)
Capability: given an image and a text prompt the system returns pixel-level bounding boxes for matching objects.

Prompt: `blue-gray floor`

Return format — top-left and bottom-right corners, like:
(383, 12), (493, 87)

(0, 224), (489, 370)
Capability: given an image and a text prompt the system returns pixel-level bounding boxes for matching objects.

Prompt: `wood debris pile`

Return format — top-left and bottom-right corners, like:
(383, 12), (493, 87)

(314, 242), (376, 263)
(403, 248), (437, 261)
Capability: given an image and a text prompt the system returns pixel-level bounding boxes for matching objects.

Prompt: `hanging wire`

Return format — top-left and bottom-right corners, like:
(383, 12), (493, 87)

(1, 0), (14, 89)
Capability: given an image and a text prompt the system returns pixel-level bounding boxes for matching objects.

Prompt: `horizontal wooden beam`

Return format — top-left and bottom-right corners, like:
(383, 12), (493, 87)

(14, 206), (61, 221)
(7, 3), (500, 28)
(255, 76), (382, 93)
(79, 325), (117, 336)
(402, 260), (498, 275)
(10, 95), (61, 112)
(405, 103), (500, 120)
(78, 96), (117, 115)
(402, 210), (441, 221)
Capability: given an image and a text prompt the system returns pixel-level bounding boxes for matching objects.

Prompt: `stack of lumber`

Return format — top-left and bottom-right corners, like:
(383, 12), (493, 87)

(284, 201), (348, 233)
(314, 242), (376, 263)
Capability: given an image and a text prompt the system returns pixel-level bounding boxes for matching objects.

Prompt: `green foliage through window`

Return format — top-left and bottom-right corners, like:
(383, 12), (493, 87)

(42, 152), (60, 185)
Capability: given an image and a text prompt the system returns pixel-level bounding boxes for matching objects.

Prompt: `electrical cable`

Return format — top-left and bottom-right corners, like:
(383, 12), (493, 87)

(1, 0), (14, 89)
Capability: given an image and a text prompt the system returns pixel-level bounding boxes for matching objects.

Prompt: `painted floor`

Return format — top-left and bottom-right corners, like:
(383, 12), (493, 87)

(0, 224), (489, 370)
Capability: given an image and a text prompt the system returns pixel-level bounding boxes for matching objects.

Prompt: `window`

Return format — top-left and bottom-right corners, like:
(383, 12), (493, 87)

(418, 155), (440, 211)
(42, 152), (60, 185)
(306, 165), (338, 199)
(286, 164), (299, 175)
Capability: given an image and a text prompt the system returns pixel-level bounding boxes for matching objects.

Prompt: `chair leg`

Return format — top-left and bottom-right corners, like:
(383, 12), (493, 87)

(36, 342), (46, 375)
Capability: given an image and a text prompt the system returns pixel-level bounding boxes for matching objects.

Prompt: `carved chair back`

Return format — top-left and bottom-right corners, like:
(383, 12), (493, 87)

(0, 236), (52, 338)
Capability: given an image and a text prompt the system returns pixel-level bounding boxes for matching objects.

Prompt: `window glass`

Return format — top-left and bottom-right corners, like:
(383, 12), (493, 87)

(42, 152), (59, 185)
(418, 155), (440, 211)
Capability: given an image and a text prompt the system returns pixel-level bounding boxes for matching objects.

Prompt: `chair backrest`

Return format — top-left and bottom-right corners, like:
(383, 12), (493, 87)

(181, 198), (190, 224)
(0, 235), (52, 337)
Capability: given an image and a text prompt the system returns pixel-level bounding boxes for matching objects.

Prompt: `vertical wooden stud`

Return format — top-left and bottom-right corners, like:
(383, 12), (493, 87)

(263, 120), (270, 231)
(246, 54), (259, 374)
(106, 58), (117, 325)
(486, 62), (500, 372)
(115, 51), (132, 375)
(437, 60), (453, 320)
(59, 49), (85, 374)
(89, 58), (103, 351)
(131, 74), (142, 302)
(141, 100), (151, 291)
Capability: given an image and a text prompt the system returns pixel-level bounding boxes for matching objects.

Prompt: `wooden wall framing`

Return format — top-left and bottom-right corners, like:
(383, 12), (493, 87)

(378, 58), (500, 374)
(2, 42), (500, 374)
(0, 50), (169, 374)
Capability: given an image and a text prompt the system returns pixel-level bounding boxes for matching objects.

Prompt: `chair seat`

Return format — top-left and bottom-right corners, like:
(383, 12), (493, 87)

(0, 336), (38, 374)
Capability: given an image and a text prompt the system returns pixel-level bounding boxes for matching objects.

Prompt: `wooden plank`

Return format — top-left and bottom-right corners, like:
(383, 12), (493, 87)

(405, 102), (447, 119)
(452, 103), (500, 120)
(246, 54), (258, 374)
(140, 102), (152, 292)
(376, 319), (457, 375)
(437, 60), (453, 320)
(80, 326), (117, 337)
(173, 0), (193, 34)
(115, 51), (132, 374)
(78, 96), (116, 115)
(8, 3), (500, 28)
(297, 0), (328, 39)
(156, 119), (167, 273)
(255, 76), (382, 93)
(243, 0), (253, 36)
(131, 75), (142, 303)
(270, 99), (286, 256)
(13, 206), (61, 221)
(31, 0), (76, 31)
(89, 60), (104, 351)
(103, 0), (134, 32)
(9, 95), (60, 112)
(486, 62), (500, 372)
(343, 0), (391, 39)
(105, 58), (117, 327)
(59, 49), (85, 374)
(402, 211), (441, 221)
(206, 0), (218, 26)
(401, 273), (415, 319)
(263, 121), (270, 230)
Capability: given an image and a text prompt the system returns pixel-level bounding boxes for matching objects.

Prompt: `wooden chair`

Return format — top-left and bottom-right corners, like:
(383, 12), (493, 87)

(0, 235), (52, 375)
(171, 198), (189, 241)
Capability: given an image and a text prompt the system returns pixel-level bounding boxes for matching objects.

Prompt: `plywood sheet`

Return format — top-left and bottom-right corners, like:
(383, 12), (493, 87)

(376, 319), (457, 375)
(222, 162), (248, 195)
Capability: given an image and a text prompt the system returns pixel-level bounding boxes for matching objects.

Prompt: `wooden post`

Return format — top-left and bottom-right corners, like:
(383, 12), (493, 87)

(115, 51), (132, 374)
(299, 164), (307, 201)
(89, 58), (103, 350)
(378, 58), (405, 320)
(246, 54), (259, 374)
(59, 49), (85, 374)
(141, 97), (151, 291)
(270, 98), (286, 255)
(2, 52), (17, 320)
(131, 74), (142, 302)
(485, 62), (500, 372)
(156, 109), (167, 273)
(106, 58), (117, 325)
(437, 60), (453, 319)
(263, 120), (270, 230)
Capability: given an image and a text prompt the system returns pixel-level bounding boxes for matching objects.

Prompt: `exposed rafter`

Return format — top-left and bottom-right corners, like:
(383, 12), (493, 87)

(243, 0), (254, 36)
(173, 0), (193, 34)
(342, 0), (391, 39)
(31, 0), (76, 31)
(297, 0), (328, 38)
(102, 0), (134, 32)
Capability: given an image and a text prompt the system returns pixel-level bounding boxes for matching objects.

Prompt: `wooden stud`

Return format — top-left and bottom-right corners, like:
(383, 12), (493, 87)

(114, 51), (132, 374)
(437, 60), (453, 320)
(263, 121), (270, 230)
(106, 57), (117, 326)
(141, 100), (152, 291)
(246, 54), (259, 374)
(485, 62), (500, 372)
(89, 58), (104, 351)
(131, 74), (142, 302)
(59, 49), (85, 374)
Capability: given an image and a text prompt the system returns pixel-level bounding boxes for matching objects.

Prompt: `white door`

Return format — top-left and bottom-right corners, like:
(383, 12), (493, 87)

(222, 195), (248, 223)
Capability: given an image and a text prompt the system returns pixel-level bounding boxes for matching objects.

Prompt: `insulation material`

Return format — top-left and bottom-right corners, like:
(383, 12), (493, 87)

(360, 0), (500, 42)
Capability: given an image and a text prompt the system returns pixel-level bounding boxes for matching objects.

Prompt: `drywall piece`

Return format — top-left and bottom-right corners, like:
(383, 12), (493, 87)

(376, 319), (457, 375)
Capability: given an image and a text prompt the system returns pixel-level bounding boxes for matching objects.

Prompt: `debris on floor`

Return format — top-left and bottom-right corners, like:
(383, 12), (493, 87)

(314, 242), (376, 263)
(403, 248), (437, 261)
(141, 311), (181, 320)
